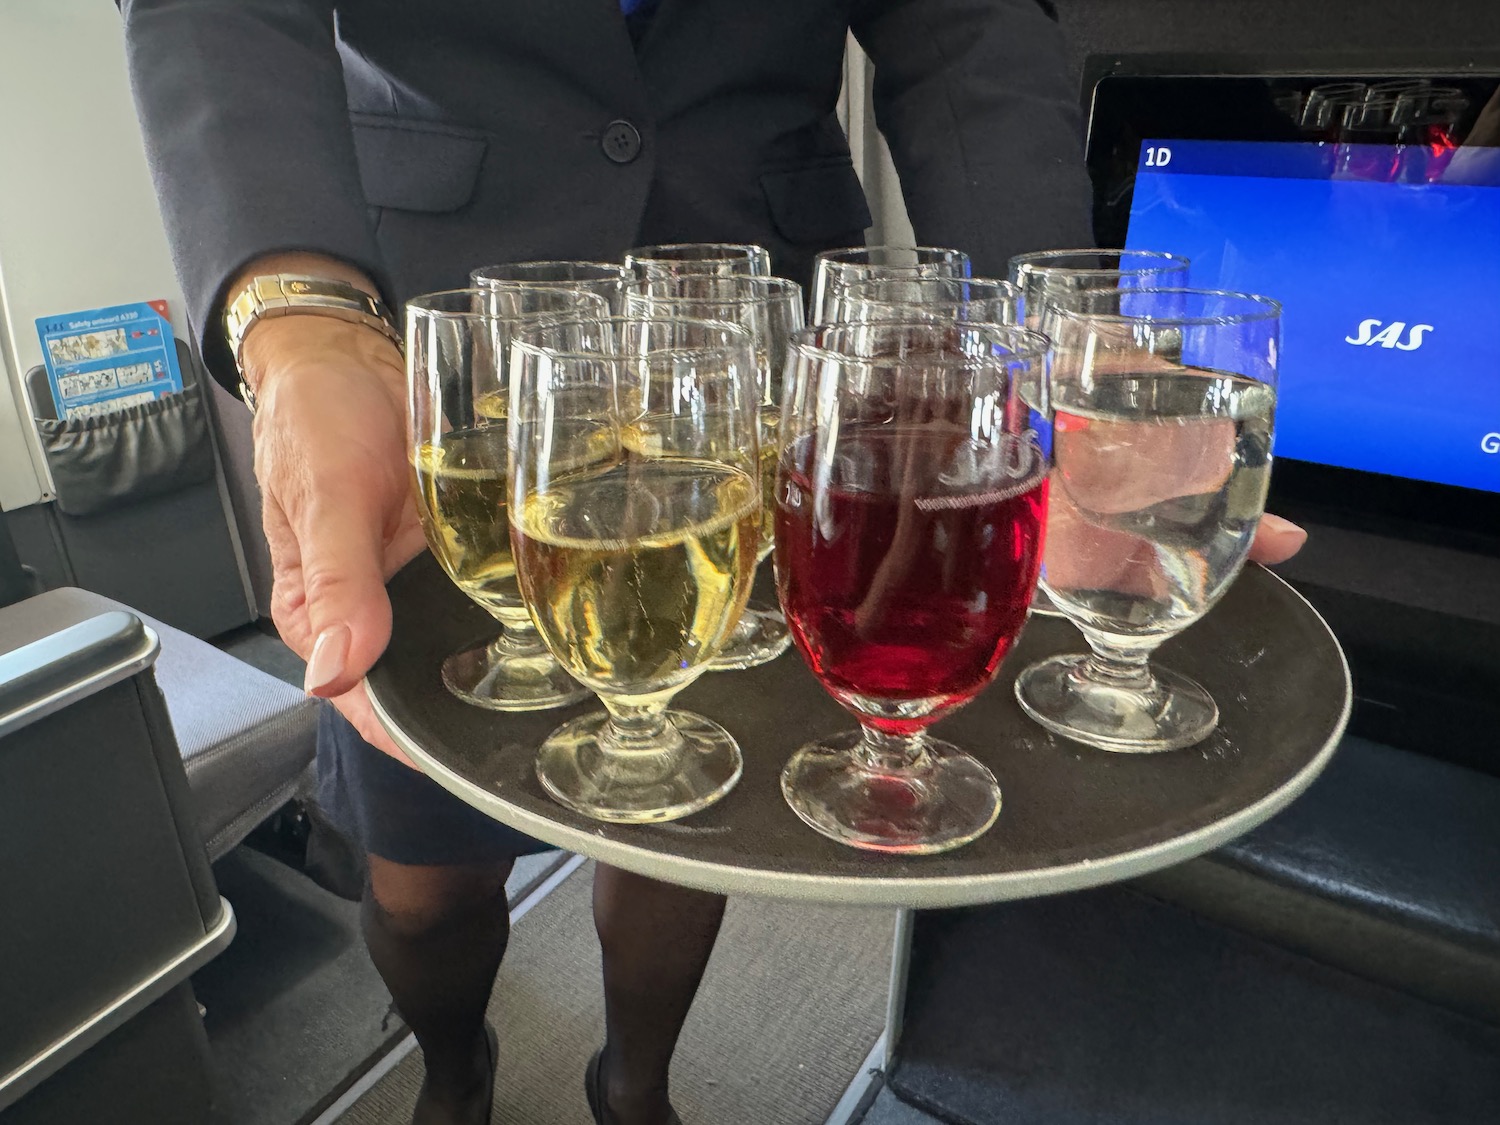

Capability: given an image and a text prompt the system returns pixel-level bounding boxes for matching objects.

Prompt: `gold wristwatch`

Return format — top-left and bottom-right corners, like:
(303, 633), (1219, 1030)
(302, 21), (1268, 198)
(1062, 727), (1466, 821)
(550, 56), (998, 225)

(224, 274), (402, 411)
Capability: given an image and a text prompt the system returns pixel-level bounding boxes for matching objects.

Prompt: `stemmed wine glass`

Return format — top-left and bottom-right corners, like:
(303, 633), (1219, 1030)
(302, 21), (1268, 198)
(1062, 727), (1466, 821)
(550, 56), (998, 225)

(625, 243), (771, 283)
(775, 321), (1051, 853)
(471, 260), (631, 313)
(825, 275), (1018, 326)
(809, 246), (971, 325)
(407, 288), (603, 711)
(624, 275), (805, 669)
(1009, 248), (1191, 616)
(508, 316), (763, 821)
(1013, 288), (1281, 753)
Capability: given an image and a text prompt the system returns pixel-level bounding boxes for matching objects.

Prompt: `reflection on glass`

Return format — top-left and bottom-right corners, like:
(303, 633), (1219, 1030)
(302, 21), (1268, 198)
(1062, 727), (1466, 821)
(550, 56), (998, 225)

(825, 276), (1019, 326)
(624, 243), (772, 283)
(471, 261), (631, 313)
(810, 246), (971, 326)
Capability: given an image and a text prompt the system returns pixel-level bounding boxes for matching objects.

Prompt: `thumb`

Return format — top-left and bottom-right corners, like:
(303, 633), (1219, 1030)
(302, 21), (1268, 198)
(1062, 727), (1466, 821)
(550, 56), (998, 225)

(1247, 512), (1309, 566)
(299, 492), (395, 698)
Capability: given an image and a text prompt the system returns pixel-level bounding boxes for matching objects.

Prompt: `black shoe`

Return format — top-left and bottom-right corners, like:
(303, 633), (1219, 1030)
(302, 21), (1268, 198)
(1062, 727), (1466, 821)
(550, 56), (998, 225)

(412, 1023), (498, 1125)
(585, 1046), (682, 1125)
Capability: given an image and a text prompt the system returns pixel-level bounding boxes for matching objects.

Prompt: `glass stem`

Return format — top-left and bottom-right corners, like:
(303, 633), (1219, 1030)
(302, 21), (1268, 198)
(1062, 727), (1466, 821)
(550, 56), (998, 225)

(1081, 637), (1156, 691)
(598, 696), (676, 753)
(487, 609), (548, 660)
(854, 726), (927, 775)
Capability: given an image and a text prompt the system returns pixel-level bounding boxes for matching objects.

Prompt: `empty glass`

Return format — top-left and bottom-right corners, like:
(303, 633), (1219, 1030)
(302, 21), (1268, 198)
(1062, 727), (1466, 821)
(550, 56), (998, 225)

(406, 288), (603, 711)
(625, 243), (772, 283)
(624, 275), (806, 669)
(810, 246), (971, 325)
(775, 322), (1051, 853)
(825, 276), (1019, 326)
(1013, 288), (1281, 753)
(508, 316), (762, 822)
(1009, 248), (1192, 616)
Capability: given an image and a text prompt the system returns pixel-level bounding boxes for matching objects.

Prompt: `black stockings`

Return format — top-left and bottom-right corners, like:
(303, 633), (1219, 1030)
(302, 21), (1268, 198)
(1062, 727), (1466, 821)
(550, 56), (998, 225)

(593, 863), (727, 1125)
(359, 855), (726, 1125)
(362, 855), (512, 1125)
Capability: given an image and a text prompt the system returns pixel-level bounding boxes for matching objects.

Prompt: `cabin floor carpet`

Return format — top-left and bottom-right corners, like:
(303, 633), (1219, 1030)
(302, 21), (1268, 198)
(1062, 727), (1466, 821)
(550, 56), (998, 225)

(336, 862), (893, 1125)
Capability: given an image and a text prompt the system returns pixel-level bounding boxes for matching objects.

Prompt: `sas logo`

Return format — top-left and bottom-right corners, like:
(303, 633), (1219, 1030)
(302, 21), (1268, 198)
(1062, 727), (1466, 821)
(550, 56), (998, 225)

(1345, 319), (1433, 351)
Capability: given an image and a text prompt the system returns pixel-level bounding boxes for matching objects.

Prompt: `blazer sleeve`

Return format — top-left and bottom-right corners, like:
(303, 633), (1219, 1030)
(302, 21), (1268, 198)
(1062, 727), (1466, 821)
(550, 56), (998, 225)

(849, 0), (1095, 277)
(120, 0), (390, 389)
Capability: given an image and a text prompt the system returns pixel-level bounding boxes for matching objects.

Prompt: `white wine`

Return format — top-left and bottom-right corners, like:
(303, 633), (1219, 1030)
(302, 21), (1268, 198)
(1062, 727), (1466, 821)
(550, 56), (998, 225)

(514, 457), (760, 695)
(412, 427), (516, 618)
(1043, 368), (1274, 640)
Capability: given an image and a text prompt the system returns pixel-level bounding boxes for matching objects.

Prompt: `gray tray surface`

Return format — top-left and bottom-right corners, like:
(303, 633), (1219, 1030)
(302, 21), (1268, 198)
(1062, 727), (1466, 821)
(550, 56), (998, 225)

(368, 555), (1350, 906)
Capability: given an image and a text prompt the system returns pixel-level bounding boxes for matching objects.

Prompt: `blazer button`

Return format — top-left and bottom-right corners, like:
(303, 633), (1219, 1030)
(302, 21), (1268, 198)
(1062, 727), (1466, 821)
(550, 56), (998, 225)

(601, 120), (643, 164)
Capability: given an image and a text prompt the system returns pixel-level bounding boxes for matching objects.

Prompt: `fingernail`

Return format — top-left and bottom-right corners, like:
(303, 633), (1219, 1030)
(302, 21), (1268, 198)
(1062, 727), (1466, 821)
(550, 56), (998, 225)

(1262, 513), (1309, 548)
(304, 624), (351, 695)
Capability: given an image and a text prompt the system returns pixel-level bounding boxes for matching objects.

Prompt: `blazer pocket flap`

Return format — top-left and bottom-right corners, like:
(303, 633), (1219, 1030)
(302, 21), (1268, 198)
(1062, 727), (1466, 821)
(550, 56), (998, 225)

(352, 115), (488, 212)
(760, 161), (873, 244)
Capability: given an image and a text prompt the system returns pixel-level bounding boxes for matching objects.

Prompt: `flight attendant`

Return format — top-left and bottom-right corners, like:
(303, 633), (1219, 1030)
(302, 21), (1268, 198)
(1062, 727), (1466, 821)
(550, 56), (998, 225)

(120, 2), (1305, 1121)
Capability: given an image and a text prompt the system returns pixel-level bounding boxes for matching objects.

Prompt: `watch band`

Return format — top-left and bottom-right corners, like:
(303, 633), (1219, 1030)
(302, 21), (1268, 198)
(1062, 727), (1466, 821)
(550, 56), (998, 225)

(224, 274), (402, 410)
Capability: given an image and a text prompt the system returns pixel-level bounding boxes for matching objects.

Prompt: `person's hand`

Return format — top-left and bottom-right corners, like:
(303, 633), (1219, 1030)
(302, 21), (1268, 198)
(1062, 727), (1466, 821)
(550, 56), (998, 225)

(1247, 513), (1306, 564)
(1050, 410), (1307, 568)
(244, 313), (427, 765)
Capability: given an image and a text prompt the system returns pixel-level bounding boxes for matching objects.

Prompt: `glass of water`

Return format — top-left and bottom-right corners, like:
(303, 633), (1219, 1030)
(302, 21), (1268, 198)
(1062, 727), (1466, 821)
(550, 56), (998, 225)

(1013, 289), (1281, 753)
(1009, 249), (1191, 617)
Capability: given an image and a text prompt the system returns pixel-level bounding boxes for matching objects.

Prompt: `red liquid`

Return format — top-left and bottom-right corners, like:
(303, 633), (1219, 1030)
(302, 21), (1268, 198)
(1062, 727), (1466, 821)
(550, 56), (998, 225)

(775, 425), (1047, 735)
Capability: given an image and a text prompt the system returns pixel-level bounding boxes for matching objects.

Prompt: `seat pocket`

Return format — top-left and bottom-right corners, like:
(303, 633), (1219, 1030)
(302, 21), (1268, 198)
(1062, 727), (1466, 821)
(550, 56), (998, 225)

(351, 113), (489, 213)
(36, 384), (215, 518)
(760, 159), (874, 245)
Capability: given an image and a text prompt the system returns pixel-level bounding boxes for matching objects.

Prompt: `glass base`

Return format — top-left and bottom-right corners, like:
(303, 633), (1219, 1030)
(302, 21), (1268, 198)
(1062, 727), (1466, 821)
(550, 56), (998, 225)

(709, 600), (792, 671)
(441, 639), (589, 712)
(780, 730), (1001, 854)
(1013, 653), (1218, 753)
(536, 708), (743, 823)
(1028, 584), (1067, 618)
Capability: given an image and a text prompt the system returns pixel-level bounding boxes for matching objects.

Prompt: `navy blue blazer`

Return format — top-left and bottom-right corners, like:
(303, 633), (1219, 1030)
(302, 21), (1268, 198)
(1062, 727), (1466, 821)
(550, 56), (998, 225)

(121, 0), (1092, 388)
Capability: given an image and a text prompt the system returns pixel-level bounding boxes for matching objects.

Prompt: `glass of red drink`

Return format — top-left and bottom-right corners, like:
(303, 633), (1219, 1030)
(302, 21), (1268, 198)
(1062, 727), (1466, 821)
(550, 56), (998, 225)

(774, 322), (1051, 853)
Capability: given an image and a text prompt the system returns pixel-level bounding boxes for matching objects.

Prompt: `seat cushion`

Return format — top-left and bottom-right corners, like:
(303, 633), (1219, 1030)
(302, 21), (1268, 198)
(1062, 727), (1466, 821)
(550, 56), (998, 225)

(891, 887), (1500, 1125)
(146, 615), (317, 860)
(1135, 735), (1500, 1024)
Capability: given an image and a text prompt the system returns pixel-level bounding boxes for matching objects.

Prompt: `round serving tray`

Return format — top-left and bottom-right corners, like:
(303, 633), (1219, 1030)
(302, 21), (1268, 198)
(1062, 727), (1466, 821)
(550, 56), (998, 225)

(368, 555), (1350, 908)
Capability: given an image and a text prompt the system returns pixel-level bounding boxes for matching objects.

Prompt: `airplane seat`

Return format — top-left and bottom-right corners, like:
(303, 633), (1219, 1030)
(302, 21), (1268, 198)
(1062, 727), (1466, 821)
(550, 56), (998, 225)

(1133, 733), (1500, 1023)
(137, 595), (319, 861)
(14, 586), (318, 864)
(0, 590), (238, 1124)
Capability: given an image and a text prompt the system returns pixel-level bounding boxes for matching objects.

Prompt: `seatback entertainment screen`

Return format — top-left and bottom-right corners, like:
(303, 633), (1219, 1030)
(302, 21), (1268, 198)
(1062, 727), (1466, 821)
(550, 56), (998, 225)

(1123, 137), (1500, 496)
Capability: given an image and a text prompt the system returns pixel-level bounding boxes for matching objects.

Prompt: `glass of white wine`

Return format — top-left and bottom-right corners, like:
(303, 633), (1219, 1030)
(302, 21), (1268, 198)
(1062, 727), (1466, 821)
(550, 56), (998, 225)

(1008, 249), (1192, 617)
(1013, 288), (1281, 753)
(407, 288), (605, 711)
(624, 243), (771, 283)
(624, 275), (804, 670)
(809, 246), (971, 326)
(508, 316), (763, 822)
(826, 276), (1018, 326)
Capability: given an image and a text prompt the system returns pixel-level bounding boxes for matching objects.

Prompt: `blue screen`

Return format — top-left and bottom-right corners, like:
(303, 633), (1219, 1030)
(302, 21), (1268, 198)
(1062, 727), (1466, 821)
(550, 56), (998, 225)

(1125, 139), (1500, 494)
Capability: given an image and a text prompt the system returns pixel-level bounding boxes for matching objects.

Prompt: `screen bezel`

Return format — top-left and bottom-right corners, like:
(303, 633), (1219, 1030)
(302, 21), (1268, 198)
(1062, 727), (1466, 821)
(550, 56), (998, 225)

(1085, 68), (1500, 556)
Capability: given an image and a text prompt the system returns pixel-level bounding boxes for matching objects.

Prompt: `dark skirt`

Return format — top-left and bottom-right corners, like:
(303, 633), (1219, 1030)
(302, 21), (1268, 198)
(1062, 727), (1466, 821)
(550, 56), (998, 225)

(314, 703), (556, 866)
